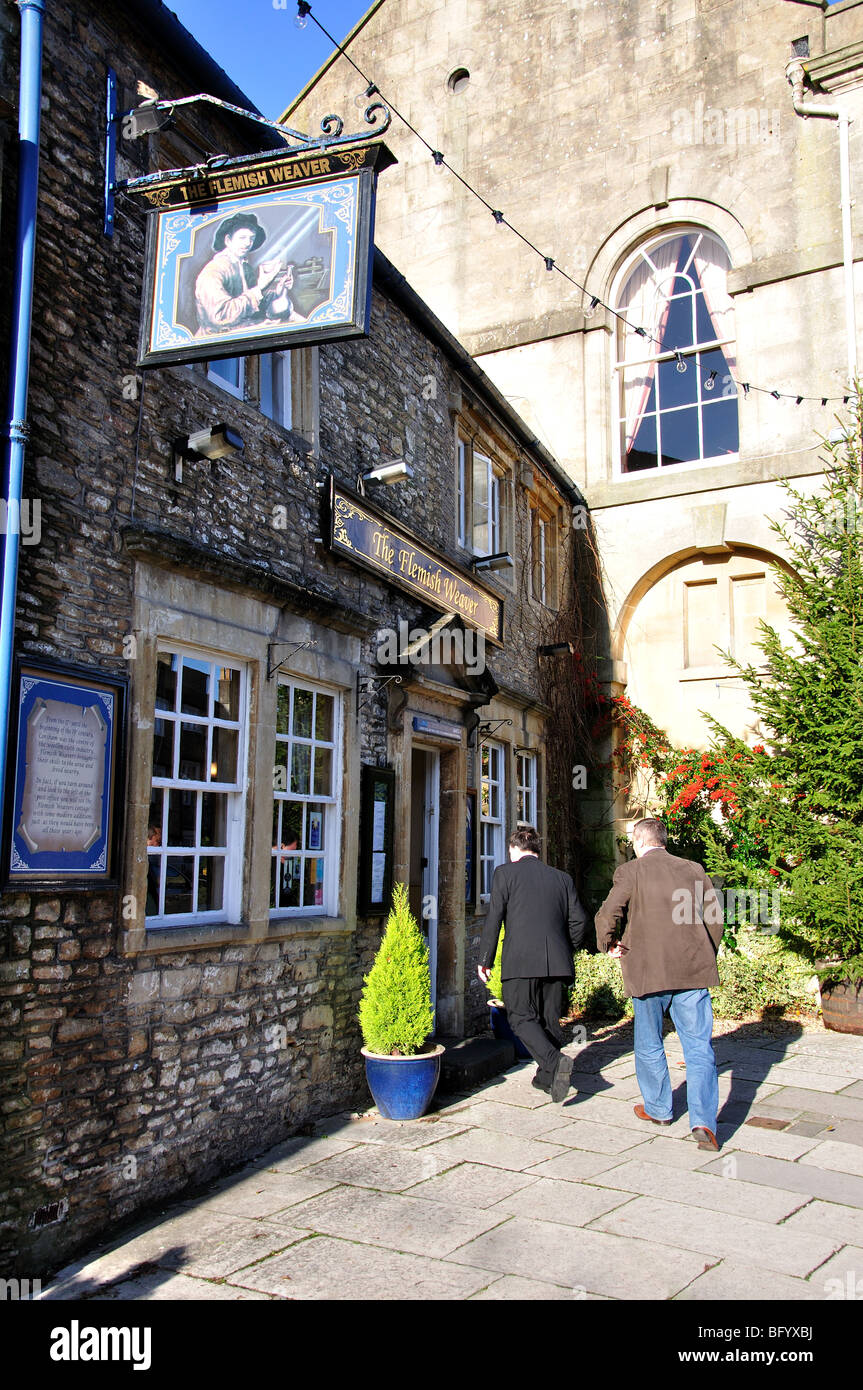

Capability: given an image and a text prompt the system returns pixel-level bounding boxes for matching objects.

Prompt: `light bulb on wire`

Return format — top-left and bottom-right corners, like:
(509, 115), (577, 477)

(295, 2), (311, 30)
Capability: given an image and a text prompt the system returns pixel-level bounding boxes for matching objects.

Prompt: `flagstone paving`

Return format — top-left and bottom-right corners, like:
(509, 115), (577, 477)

(39, 1018), (863, 1302)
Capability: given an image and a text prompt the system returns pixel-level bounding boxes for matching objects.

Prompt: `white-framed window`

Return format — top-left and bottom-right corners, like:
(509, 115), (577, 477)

(207, 356), (245, 399)
(259, 350), (292, 430)
(147, 648), (247, 926)
(614, 228), (738, 474)
(272, 677), (341, 915)
(531, 506), (558, 608)
(479, 740), (505, 902)
(456, 436), (508, 558)
(516, 751), (537, 827)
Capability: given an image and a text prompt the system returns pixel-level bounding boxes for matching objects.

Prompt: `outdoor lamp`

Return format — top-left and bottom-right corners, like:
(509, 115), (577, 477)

(470, 551), (514, 573)
(357, 458), (413, 493)
(173, 425), (244, 482)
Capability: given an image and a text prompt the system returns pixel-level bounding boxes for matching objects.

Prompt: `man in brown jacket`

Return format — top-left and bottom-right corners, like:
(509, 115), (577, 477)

(595, 817), (724, 1150)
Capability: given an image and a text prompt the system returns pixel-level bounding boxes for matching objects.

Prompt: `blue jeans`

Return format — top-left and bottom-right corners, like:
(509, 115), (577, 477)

(632, 988), (718, 1132)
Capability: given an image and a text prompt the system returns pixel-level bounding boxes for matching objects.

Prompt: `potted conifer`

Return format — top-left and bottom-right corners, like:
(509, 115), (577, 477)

(358, 882), (443, 1118)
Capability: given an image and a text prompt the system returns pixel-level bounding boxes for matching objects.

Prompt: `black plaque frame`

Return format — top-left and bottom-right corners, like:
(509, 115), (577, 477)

(358, 763), (395, 916)
(2, 656), (128, 891)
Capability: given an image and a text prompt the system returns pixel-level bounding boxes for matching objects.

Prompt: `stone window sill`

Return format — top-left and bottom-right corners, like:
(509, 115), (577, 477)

(122, 915), (352, 955)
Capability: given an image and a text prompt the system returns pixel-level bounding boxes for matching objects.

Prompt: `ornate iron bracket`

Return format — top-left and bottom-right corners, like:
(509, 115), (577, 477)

(477, 718), (513, 745)
(104, 70), (391, 235)
(356, 670), (402, 721)
(267, 640), (317, 681)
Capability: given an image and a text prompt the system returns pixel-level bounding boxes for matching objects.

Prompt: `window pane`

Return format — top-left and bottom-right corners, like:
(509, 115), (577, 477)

(313, 747), (332, 797)
(702, 397), (739, 458)
(152, 718), (174, 779)
(281, 804), (302, 849)
(211, 725), (238, 784)
(303, 857), (325, 908)
(660, 406), (700, 466)
(290, 743), (311, 795)
(293, 687), (313, 738)
(179, 723), (206, 780)
(273, 854), (301, 908)
(181, 659), (211, 717)
(305, 804), (325, 850)
(260, 353), (292, 430)
(315, 693), (334, 742)
(197, 857), (224, 913)
(166, 788), (195, 847)
(163, 856), (194, 914)
(661, 290), (697, 351)
(277, 684), (291, 735)
(657, 353), (698, 411)
(156, 653), (178, 711)
(214, 667), (240, 721)
(209, 357), (241, 390)
(201, 793), (227, 847)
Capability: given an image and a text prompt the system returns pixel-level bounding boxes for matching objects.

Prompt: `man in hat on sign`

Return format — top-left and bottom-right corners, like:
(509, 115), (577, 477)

(195, 212), (303, 335)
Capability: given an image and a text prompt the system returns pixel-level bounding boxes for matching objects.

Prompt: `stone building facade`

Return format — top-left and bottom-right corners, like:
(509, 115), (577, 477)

(287, 0), (863, 841)
(0, 0), (583, 1274)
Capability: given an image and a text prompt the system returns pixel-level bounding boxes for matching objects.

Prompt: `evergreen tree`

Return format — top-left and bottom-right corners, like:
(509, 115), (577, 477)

(359, 882), (435, 1055)
(707, 396), (863, 981)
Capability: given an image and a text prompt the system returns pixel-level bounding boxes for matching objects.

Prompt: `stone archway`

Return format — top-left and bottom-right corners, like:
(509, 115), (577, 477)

(614, 545), (794, 751)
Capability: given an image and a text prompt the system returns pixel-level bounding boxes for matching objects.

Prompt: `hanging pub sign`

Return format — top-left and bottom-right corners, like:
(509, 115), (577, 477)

(3, 658), (127, 889)
(326, 478), (504, 642)
(134, 142), (395, 368)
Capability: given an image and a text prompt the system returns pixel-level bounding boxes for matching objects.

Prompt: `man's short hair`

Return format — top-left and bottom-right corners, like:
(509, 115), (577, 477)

(633, 817), (667, 848)
(509, 824), (541, 855)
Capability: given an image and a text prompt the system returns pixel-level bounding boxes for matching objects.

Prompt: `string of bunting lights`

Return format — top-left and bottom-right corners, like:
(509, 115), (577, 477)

(294, 0), (854, 408)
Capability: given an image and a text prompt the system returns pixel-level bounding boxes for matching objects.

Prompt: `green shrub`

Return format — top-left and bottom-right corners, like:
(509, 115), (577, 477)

(569, 951), (633, 1020)
(359, 882), (435, 1055)
(712, 930), (817, 1019)
(485, 929), (504, 1003)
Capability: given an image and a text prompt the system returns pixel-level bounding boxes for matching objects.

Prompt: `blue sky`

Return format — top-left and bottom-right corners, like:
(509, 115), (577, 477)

(167, 0), (375, 119)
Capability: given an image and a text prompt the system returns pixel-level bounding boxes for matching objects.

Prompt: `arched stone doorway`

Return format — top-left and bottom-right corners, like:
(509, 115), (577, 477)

(616, 546), (793, 751)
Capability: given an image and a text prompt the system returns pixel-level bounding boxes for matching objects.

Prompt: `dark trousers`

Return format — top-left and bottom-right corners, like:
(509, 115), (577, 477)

(502, 976), (569, 1078)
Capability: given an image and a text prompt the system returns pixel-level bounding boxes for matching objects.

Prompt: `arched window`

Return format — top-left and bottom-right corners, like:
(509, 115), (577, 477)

(614, 229), (739, 473)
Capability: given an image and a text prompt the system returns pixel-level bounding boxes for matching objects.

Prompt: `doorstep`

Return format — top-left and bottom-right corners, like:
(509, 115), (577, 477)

(436, 1034), (516, 1092)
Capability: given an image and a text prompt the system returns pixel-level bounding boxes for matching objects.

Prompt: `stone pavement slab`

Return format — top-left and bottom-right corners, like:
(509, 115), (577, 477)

(821, 1119), (863, 1147)
(699, 1150), (863, 1207)
(85, 1271), (274, 1300)
(447, 1216), (712, 1299)
(226, 1234), (495, 1300)
(301, 1142), (449, 1191)
(674, 1261), (822, 1301)
(419, 1128), (570, 1171)
(491, 1175), (633, 1227)
(589, 1157), (809, 1221)
(758, 1088), (863, 1122)
(841, 1081), (863, 1099)
(284, 1182), (508, 1257)
(250, 1134), (360, 1172)
(803, 1139), (863, 1176)
(404, 1160), (538, 1208)
(716, 1125), (820, 1161)
(534, 1116), (654, 1154)
(782, 1197), (863, 1247)
(525, 1148), (636, 1183)
(452, 1099), (571, 1138)
(591, 1195), (840, 1277)
(808, 1245), (863, 1298)
(194, 1170), (338, 1218)
(469, 1274), (605, 1299)
(614, 1136), (719, 1172)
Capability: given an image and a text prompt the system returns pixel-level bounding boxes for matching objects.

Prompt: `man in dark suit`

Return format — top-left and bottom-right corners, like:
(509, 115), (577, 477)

(478, 825), (588, 1102)
(595, 816), (724, 1150)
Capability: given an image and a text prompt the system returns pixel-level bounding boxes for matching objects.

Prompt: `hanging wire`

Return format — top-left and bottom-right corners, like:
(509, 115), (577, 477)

(295, 3), (854, 405)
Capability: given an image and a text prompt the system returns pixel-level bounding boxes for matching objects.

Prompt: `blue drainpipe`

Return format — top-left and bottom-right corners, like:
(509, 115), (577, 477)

(0, 0), (45, 814)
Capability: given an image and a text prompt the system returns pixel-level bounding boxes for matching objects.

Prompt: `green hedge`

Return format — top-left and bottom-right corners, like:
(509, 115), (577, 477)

(569, 933), (817, 1022)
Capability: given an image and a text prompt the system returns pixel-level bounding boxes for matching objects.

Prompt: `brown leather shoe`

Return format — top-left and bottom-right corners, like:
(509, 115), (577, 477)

(633, 1103), (672, 1126)
(692, 1125), (720, 1151)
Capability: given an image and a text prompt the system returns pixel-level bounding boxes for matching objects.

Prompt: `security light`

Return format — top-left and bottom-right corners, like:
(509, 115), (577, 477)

(173, 424), (244, 481)
(470, 551), (514, 573)
(363, 459), (413, 485)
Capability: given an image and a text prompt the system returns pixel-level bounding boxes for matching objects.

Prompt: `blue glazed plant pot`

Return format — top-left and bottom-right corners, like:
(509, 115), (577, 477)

(361, 1044), (445, 1120)
(488, 1001), (531, 1060)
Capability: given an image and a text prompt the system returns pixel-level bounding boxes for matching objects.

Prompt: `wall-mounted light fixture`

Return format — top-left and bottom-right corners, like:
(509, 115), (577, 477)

(173, 424), (244, 482)
(537, 642), (575, 657)
(471, 551), (514, 573)
(357, 458), (412, 494)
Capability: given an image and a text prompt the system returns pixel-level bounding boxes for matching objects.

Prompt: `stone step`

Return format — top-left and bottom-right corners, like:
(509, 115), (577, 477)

(437, 1035), (516, 1092)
